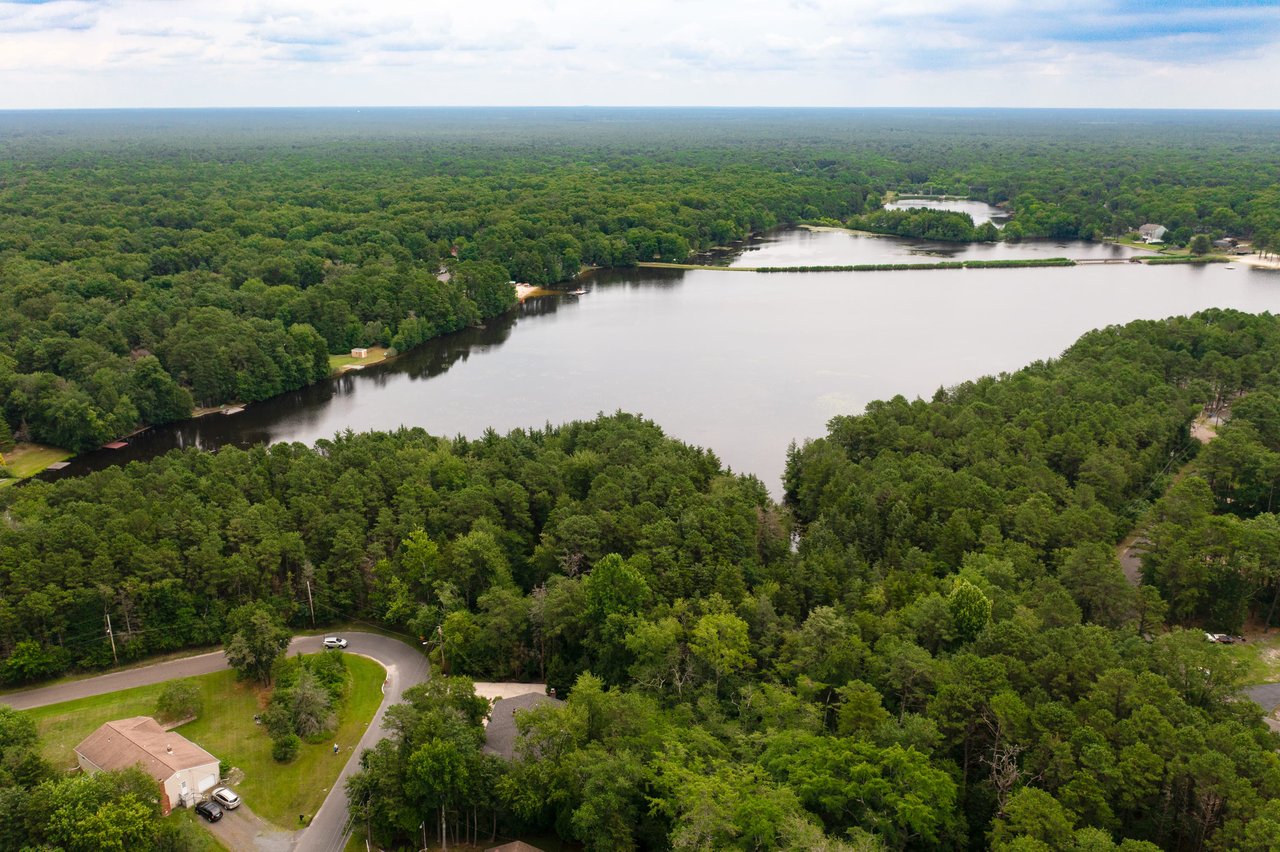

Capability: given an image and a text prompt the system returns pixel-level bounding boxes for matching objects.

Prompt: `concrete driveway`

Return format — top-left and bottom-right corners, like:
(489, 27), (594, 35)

(202, 801), (294, 852)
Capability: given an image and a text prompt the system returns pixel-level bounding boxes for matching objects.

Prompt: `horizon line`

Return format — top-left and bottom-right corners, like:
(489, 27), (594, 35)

(3, 104), (1280, 113)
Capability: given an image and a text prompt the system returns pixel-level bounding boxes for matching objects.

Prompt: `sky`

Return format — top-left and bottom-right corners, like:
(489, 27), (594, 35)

(1, 0), (1279, 109)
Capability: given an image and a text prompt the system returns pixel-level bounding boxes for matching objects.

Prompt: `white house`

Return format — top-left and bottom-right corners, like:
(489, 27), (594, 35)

(1137, 224), (1168, 244)
(75, 717), (220, 814)
(350, 347), (369, 359)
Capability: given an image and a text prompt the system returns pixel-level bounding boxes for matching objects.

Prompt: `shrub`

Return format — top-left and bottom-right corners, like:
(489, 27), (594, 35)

(2, 641), (70, 685)
(155, 680), (202, 723)
(272, 733), (301, 763)
(261, 698), (294, 740)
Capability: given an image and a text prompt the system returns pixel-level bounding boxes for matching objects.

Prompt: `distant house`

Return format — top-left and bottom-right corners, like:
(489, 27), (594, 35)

(75, 717), (220, 814)
(1137, 224), (1168, 244)
(350, 347), (369, 359)
(483, 692), (563, 761)
(1141, 222), (1172, 241)
(1213, 238), (1236, 249)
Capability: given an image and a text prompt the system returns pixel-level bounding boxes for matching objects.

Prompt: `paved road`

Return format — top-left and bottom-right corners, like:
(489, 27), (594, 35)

(2, 632), (431, 851)
(3, 648), (234, 711)
(293, 634), (429, 852)
(1246, 682), (1280, 713)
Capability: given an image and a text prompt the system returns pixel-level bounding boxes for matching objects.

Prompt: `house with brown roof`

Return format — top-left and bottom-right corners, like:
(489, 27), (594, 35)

(74, 716), (220, 814)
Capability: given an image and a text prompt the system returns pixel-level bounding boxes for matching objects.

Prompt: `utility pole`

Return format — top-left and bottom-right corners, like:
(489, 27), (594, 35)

(437, 624), (447, 675)
(305, 579), (316, 627)
(105, 613), (118, 665)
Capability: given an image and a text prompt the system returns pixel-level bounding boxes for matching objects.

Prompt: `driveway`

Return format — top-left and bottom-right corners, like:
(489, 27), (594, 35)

(2, 631), (431, 851)
(203, 802), (294, 852)
(1245, 682), (1280, 714)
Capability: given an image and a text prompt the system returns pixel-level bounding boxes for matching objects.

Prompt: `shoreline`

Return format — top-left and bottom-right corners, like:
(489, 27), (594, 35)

(22, 235), (1274, 485)
(1234, 253), (1280, 271)
(798, 223), (885, 238)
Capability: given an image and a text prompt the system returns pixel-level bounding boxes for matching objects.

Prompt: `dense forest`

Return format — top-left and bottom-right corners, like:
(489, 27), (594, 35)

(3, 309), (1280, 849)
(3, 109), (1280, 453)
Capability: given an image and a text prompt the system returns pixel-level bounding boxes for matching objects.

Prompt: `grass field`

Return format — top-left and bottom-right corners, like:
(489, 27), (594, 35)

(1219, 631), (1280, 685)
(329, 346), (390, 373)
(23, 653), (386, 829)
(0, 443), (73, 484)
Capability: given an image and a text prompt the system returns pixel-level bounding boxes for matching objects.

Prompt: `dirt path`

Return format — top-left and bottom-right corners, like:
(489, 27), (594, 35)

(1116, 533), (1149, 587)
(1114, 409), (1224, 587)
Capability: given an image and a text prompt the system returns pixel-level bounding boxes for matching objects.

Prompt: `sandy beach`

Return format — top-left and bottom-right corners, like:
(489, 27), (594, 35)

(1234, 253), (1280, 271)
(515, 283), (554, 300)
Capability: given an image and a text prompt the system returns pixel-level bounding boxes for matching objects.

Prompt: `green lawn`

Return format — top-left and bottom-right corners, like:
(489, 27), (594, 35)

(1221, 631), (1280, 685)
(0, 443), (73, 484)
(23, 653), (386, 829)
(329, 346), (390, 373)
(26, 679), (174, 771)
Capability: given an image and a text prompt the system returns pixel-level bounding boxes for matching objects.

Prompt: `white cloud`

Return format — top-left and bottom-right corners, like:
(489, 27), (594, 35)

(0, 0), (1277, 107)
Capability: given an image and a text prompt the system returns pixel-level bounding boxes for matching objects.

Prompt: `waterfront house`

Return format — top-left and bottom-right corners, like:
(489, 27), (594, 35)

(1138, 224), (1167, 243)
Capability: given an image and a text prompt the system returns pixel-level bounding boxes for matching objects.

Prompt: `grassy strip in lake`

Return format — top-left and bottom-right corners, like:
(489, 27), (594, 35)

(635, 262), (757, 271)
(756, 258), (1075, 272)
(23, 653), (386, 828)
(1142, 255), (1230, 265)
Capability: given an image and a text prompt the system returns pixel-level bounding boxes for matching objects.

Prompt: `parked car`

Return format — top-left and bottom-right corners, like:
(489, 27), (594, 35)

(323, 636), (348, 649)
(211, 787), (241, 810)
(195, 800), (223, 822)
(1205, 633), (1245, 644)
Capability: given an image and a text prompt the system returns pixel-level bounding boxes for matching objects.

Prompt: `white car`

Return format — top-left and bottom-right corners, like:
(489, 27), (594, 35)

(322, 636), (348, 649)
(211, 787), (241, 810)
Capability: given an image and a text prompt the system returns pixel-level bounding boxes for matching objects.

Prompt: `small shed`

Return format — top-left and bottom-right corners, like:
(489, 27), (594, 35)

(75, 717), (219, 814)
(483, 692), (563, 760)
(350, 348), (369, 359)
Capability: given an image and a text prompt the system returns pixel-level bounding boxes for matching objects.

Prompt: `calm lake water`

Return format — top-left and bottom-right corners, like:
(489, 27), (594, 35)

(883, 198), (1009, 226)
(45, 229), (1280, 495)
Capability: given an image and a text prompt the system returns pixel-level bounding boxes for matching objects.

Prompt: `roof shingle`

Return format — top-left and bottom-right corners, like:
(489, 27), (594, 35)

(75, 716), (217, 782)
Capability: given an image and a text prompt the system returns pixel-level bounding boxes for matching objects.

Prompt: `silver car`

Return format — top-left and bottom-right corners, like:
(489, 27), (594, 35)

(323, 636), (348, 649)
(211, 787), (241, 810)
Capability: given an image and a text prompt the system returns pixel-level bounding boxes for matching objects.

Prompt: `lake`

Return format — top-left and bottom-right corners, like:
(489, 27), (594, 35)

(43, 228), (1280, 496)
(883, 198), (1009, 226)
